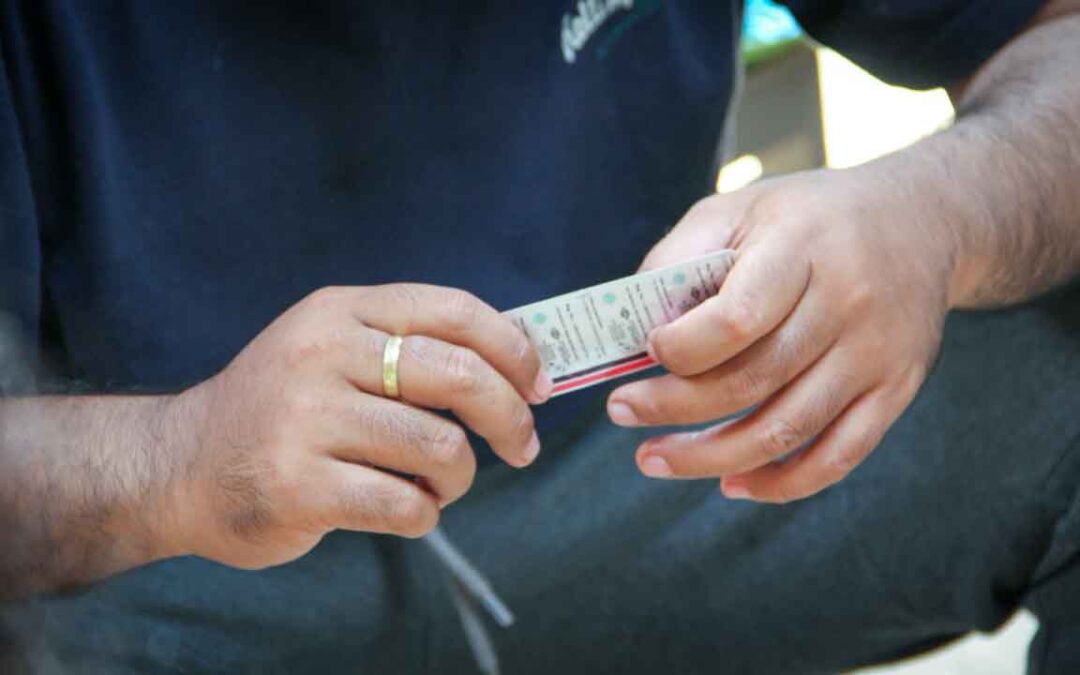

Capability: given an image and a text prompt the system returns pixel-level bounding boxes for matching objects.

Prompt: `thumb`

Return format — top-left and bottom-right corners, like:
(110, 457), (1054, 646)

(638, 195), (739, 272)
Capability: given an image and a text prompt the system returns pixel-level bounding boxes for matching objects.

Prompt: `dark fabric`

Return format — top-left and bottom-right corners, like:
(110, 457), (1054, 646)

(0, 0), (738, 426)
(6, 286), (1080, 673)
(0, 0), (1046, 424)
(0, 39), (41, 366)
(0, 1), (1070, 672)
(781, 0), (1046, 89)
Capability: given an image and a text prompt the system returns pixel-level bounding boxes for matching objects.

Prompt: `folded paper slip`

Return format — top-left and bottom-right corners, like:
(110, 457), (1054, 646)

(505, 250), (736, 396)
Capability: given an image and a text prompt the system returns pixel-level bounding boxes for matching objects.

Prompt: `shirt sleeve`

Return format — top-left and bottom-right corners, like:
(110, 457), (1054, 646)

(778, 0), (1047, 89)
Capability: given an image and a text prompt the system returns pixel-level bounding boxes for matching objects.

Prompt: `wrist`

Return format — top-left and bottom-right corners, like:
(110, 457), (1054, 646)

(141, 389), (210, 561)
(854, 142), (985, 310)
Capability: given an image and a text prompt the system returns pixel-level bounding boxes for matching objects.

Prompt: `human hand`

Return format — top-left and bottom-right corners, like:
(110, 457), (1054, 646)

(606, 169), (957, 503)
(164, 284), (549, 569)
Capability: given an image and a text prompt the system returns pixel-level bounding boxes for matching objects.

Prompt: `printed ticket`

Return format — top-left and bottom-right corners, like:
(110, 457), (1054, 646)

(505, 250), (736, 396)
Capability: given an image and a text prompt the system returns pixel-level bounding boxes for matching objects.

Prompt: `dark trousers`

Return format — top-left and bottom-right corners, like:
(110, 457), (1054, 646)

(5, 286), (1080, 674)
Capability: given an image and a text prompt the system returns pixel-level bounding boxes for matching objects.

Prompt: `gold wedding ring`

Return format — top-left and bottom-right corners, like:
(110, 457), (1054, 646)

(382, 335), (404, 399)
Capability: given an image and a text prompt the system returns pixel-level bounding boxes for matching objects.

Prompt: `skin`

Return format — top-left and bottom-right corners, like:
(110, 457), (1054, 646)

(607, 0), (1080, 503)
(2, 0), (1079, 598)
(0, 285), (550, 596)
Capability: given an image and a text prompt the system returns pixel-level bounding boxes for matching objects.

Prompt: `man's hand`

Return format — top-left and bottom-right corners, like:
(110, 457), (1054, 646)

(607, 0), (1080, 504)
(0, 283), (549, 596)
(165, 284), (550, 570)
(606, 170), (954, 503)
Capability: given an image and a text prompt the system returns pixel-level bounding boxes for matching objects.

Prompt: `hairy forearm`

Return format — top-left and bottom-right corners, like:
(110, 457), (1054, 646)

(0, 395), (189, 598)
(863, 6), (1080, 308)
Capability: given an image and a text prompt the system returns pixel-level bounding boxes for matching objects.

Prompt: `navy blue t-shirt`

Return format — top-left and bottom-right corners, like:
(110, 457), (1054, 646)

(0, 0), (1042, 435)
(0, 0), (1043, 669)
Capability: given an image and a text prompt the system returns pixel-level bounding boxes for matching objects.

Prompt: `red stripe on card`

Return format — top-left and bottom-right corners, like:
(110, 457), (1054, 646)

(551, 355), (658, 394)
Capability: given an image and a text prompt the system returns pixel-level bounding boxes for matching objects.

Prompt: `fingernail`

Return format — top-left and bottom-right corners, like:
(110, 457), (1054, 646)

(521, 432), (541, 466)
(532, 370), (553, 403)
(640, 455), (672, 478)
(608, 401), (639, 427)
(722, 480), (751, 500)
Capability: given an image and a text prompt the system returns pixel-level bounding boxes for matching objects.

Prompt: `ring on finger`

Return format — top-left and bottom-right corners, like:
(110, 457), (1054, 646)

(383, 335), (404, 399)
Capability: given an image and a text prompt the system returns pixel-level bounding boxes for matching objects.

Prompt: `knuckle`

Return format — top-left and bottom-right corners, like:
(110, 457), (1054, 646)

(824, 445), (861, 479)
(440, 459), (477, 503)
(854, 320), (891, 355)
(304, 286), (352, 313)
(362, 403), (424, 452)
(715, 297), (760, 342)
(743, 187), (785, 224)
(337, 478), (381, 531)
(379, 284), (423, 325)
(441, 288), (483, 334)
(510, 403), (535, 441)
(826, 424), (880, 478)
(512, 331), (539, 375)
(284, 388), (331, 422)
(627, 393), (666, 424)
(339, 479), (436, 537)
(281, 327), (348, 369)
(729, 366), (771, 408)
(815, 383), (854, 429)
(757, 417), (804, 462)
(442, 346), (484, 396)
(683, 194), (725, 223)
(323, 326), (352, 354)
(514, 402), (534, 432)
(281, 336), (320, 369)
(843, 281), (875, 314)
(269, 462), (314, 520)
(771, 324), (816, 372)
(392, 493), (439, 538)
(384, 283), (419, 306)
(427, 423), (471, 469)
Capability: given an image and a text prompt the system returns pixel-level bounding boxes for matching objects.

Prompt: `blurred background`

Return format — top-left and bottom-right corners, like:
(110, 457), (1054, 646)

(727, 2), (1038, 673)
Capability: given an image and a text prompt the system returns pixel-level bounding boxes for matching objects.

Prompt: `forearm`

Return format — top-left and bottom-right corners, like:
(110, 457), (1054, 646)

(0, 395), (190, 598)
(860, 6), (1080, 308)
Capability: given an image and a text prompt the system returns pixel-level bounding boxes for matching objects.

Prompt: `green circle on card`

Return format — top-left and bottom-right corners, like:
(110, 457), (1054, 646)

(533, 312), (547, 325)
(673, 272), (687, 285)
(603, 292), (617, 305)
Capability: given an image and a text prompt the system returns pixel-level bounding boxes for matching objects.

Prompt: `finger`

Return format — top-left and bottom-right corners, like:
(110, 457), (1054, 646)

(720, 383), (914, 503)
(320, 462), (440, 538)
(608, 288), (838, 426)
(343, 328), (539, 468)
(647, 241), (811, 377)
(326, 391), (476, 506)
(342, 284), (550, 403)
(635, 348), (865, 479)
(637, 196), (739, 272)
